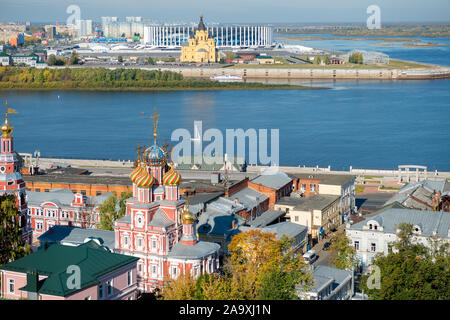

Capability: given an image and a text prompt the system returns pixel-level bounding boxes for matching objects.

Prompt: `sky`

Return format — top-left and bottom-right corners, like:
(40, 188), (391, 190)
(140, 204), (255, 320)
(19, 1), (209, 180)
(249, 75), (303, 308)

(1, 0), (449, 24)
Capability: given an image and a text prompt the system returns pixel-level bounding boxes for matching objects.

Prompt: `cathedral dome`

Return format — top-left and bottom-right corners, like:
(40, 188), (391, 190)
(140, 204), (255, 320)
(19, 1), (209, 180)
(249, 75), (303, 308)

(129, 160), (144, 183)
(182, 206), (195, 224)
(135, 169), (154, 188)
(1, 119), (13, 138)
(144, 144), (167, 167)
(162, 165), (181, 186)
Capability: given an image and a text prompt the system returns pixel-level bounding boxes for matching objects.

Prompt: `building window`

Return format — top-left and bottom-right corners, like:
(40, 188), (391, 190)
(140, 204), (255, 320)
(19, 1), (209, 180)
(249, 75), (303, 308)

(294, 216), (299, 222)
(310, 184), (316, 192)
(369, 224), (373, 230)
(370, 243), (376, 252)
(354, 241), (359, 250)
(152, 265), (157, 275)
(7, 279), (14, 294)
(127, 270), (133, 286)
(152, 240), (157, 250)
(98, 284), (104, 299)
(106, 279), (113, 296)
(172, 267), (178, 278)
(137, 238), (143, 249)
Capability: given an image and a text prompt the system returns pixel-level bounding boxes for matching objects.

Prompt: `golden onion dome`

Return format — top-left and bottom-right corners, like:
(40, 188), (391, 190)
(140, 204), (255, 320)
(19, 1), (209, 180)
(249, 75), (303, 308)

(1, 119), (13, 138)
(129, 160), (144, 183)
(181, 198), (195, 224)
(162, 164), (181, 186)
(182, 207), (195, 224)
(135, 169), (154, 188)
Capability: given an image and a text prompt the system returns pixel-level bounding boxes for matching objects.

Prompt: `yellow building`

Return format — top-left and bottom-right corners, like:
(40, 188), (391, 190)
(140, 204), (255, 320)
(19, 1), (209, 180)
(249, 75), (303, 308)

(180, 15), (218, 63)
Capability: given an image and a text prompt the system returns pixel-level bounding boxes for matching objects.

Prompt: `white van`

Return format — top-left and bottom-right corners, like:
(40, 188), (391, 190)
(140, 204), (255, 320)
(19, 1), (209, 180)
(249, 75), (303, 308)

(302, 250), (318, 264)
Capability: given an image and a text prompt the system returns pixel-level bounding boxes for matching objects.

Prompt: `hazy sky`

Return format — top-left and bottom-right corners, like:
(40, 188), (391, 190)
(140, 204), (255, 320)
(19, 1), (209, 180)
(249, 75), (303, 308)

(2, 0), (449, 24)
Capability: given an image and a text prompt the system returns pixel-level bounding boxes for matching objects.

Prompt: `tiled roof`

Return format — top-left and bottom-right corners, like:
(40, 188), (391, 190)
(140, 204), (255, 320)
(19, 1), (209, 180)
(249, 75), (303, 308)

(148, 208), (174, 228)
(0, 241), (138, 297)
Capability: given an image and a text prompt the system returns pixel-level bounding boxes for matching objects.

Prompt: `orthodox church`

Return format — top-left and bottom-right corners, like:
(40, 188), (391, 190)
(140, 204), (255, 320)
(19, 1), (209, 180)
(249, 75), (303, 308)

(114, 108), (220, 292)
(0, 104), (32, 246)
(180, 15), (218, 63)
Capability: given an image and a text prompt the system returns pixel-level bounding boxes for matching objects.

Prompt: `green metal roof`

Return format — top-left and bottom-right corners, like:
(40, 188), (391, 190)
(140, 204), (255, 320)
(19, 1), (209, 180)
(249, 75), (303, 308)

(0, 241), (138, 297)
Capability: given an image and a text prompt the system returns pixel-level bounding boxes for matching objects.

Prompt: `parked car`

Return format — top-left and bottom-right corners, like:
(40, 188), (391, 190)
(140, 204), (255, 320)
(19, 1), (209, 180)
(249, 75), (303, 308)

(302, 250), (318, 264)
(323, 242), (332, 251)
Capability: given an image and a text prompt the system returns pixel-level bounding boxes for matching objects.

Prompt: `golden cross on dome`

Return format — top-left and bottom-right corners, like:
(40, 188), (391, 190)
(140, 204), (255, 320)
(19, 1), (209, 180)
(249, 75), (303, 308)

(150, 106), (160, 144)
(135, 141), (144, 161)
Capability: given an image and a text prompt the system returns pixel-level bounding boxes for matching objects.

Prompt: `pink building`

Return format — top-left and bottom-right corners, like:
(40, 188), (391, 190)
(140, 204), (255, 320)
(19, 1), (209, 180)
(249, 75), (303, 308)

(27, 189), (112, 238)
(114, 110), (220, 292)
(0, 240), (139, 300)
(0, 106), (32, 245)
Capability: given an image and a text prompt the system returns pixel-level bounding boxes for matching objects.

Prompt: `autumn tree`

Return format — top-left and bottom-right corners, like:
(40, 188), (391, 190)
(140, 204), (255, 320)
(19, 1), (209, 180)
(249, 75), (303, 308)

(360, 223), (450, 300)
(328, 230), (357, 271)
(226, 230), (313, 299)
(160, 273), (198, 300)
(349, 52), (363, 64)
(0, 194), (31, 265)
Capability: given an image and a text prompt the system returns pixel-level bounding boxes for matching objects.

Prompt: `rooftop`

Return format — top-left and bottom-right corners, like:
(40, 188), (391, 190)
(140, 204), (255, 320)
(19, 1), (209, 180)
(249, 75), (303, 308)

(277, 194), (340, 211)
(0, 241), (138, 297)
(349, 208), (450, 239)
(291, 173), (356, 186)
(250, 171), (292, 190)
(38, 225), (115, 250)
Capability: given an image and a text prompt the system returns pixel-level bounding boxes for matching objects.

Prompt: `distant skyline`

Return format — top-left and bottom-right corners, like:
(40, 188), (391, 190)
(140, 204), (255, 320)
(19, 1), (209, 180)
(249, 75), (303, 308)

(1, 0), (450, 24)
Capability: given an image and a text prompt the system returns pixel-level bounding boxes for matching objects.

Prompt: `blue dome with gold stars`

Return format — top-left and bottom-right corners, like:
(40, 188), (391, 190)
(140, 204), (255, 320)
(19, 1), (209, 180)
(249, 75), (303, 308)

(144, 143), (167, 167)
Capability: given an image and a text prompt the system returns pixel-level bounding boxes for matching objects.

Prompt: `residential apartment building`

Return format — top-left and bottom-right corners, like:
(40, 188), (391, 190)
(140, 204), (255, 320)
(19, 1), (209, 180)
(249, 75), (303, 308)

(291, 173), (356, 219)
(275, 194), (341, 243)
(346, 208), (450, 271)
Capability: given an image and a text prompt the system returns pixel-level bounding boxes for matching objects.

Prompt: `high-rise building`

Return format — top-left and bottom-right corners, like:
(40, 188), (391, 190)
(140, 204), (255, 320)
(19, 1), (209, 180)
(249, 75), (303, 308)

(44, 25), (56, 39)
(77, 19), (93, 36)
(126, 16), (142, 22)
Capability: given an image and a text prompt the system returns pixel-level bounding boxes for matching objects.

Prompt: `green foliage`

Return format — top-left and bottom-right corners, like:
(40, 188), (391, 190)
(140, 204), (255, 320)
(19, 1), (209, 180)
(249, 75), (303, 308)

(0, 66), (311, 91)
(349, 52), (363, 64)
(328, 230), (357, 270)
(256, 269), (301, 300)
(69, 52), (80, 65)
(47, 54), (65, 66)
(117, 55), (123, 63)
(360, 223), (450, 300)
(0, 194), (31, 265)
(146, 57), (154, 65)
(313, 56), (321, 64)
(97, 191), (131, 231)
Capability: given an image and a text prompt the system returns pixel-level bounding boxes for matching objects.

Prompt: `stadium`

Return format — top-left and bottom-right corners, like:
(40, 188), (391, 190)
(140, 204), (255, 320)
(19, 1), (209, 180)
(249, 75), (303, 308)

(143, 25), (273, 48)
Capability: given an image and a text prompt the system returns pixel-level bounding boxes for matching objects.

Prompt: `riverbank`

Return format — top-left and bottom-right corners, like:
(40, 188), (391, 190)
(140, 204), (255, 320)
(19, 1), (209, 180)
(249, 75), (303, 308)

(0, 67), (319, 91)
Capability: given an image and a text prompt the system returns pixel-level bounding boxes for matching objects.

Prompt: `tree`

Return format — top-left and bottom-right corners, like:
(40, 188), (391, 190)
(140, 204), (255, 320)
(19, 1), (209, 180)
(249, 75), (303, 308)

(47, 54), (57, 66)
(0, 194), (31, 265)
(313, 56), (322, 64)
(349, 52), (363, 64)
(117, 56), (123, 63)
(323, 55), (330, 65)
(69, 52), (80, 65)
(146, 57), (154, 65)
(160, 273), (198, 300)
(225, 230), (313, 299)
(360, 223), (450, 300)
(97, 191), (131, 231)
(328, 230), (357, 270)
